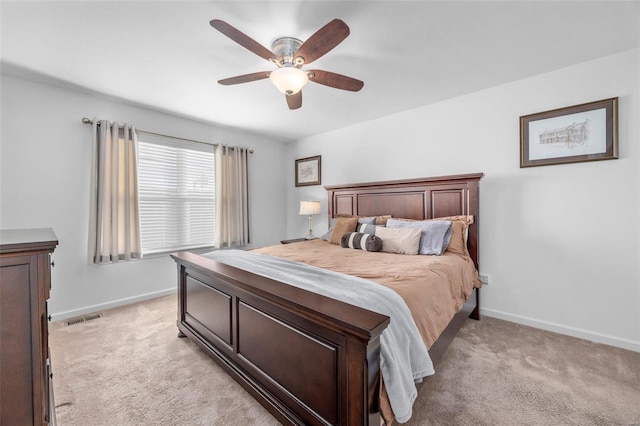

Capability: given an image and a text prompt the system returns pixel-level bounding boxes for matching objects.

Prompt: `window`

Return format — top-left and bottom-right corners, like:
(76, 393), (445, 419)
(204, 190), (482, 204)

(137, 134), (215, 254)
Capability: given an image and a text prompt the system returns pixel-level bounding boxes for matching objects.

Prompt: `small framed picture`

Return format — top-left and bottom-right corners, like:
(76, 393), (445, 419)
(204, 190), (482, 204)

(295, 155), (321, 187)
(520, 97), (618, 168)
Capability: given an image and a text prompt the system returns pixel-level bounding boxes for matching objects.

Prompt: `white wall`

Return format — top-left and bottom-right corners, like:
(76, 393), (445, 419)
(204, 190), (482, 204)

(0, 72), (288, 320)
(286, 49), (640, 352)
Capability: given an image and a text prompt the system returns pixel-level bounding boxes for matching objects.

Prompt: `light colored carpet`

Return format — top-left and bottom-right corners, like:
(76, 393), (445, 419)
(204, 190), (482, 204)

(50, 294), (640, 425)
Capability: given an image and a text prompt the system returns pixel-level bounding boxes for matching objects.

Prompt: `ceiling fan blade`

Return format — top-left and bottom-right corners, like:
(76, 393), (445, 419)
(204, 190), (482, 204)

(286, 91), (302, 110)
(210, 19), (275, 62)
(218, 71), (271, 85)
(308, 70), (364, 92)
(294, 19), (350, 65)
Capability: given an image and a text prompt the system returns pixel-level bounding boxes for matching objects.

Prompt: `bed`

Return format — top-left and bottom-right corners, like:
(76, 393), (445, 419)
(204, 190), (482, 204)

(171, 172), (483, 425)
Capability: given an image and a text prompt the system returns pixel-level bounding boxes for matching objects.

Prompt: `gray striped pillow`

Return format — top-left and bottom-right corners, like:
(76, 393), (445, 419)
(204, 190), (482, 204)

(357, 223), (377, 235)
(340, 232), (383, 252)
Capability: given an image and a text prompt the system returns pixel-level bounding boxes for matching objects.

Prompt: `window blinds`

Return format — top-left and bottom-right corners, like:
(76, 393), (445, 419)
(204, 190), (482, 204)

(137, 134), (215, 254)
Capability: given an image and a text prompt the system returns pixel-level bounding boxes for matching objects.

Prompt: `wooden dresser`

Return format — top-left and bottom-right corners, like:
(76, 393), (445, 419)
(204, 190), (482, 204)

(0, 228), (58, 426)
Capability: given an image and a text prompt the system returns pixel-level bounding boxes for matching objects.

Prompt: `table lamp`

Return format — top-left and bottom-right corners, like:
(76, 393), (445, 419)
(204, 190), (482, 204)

(299, 201), (321, 239)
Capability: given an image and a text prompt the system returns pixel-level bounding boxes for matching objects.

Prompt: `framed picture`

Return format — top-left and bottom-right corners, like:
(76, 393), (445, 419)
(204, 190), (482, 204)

(295, 155), (321, 187)
(520, 97), (618, 168)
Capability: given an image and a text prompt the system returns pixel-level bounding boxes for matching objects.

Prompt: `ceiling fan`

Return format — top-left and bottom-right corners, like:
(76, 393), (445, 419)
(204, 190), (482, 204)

(210, 19), (364, 110)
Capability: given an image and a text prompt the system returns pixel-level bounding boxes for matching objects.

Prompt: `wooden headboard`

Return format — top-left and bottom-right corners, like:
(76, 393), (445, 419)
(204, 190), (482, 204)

(325, 173), (483, 268)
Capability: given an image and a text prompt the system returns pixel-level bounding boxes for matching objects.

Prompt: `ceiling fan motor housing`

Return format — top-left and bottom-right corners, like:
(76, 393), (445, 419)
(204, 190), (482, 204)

(271, 37), (304, 67)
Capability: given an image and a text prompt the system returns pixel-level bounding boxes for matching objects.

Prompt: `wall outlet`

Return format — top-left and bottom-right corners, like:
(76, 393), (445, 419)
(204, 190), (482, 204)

(479, 273), (490, 285)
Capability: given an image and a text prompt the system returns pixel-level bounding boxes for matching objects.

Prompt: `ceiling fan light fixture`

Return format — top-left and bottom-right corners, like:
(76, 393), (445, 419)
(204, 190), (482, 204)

(269, 66), (309, 95)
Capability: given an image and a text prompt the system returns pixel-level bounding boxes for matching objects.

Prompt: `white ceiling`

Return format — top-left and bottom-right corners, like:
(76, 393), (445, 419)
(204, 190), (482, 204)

(2, 1), (639, 142)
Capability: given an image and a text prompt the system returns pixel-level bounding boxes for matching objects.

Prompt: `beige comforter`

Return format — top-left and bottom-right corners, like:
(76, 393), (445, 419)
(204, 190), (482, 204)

(254, 238), (481, 349)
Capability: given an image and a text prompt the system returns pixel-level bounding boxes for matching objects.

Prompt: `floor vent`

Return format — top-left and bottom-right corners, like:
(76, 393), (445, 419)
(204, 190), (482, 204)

(66, 313), (102, 326)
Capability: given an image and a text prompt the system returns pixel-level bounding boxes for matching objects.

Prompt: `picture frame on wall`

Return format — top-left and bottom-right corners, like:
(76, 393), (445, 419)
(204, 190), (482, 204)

(520, 97), (618, 168)
(295, 155), (321, 187)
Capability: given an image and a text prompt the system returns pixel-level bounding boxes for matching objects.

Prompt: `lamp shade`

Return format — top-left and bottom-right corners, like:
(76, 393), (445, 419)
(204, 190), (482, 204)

(299, 201), (321, 215)
(270, 67), (309, 95)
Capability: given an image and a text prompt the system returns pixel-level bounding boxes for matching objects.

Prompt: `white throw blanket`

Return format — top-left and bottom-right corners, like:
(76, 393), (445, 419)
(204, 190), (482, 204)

(203, 249), (434, 423)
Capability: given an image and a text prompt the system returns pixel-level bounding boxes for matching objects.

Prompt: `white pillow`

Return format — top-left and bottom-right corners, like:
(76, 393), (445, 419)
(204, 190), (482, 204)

(386, 218), (452, 255)
(374, 226), (422, 255)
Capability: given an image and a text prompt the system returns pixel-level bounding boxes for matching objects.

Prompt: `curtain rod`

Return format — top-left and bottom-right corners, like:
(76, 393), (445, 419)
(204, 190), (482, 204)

(81, 118), (254, 153)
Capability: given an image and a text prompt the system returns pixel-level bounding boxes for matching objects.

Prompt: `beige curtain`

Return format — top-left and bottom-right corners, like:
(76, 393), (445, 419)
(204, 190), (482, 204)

(88, 120), (142, 263)
(215, 145), (250, 248)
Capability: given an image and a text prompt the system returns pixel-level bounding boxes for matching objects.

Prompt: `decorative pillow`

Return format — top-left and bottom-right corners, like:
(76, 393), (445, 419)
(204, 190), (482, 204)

(358, 216), (376, 225)
(386, 219), (452, 255)
(395, 215), (473, 256)
(328, 217), (359, 245)
(340, 232), (383, 252)
(374, 226), (421, 255)
(375, 215), (392, 225)
(321, 218), (338, 241)
(441, 220), (469, 257)
(412, 216), (473, 256)
(357, 223), (377, 235)
(435, 215), (474, 225)
(322, 215), (394, 240)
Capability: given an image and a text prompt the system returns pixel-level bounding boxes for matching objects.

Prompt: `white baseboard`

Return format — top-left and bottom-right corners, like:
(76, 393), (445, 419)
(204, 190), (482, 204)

(50, 288), (176, 322)
(481, 308), (640, 353)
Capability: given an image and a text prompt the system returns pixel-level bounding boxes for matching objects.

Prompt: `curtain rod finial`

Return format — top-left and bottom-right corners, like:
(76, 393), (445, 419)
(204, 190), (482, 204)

(82, 117), (93, 124)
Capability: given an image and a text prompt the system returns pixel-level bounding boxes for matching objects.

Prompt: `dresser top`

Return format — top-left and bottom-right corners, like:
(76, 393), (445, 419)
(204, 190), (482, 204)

(0, 228), (58, 254)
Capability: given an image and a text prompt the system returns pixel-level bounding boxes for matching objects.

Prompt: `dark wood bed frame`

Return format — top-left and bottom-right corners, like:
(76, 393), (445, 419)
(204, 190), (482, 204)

(171, 173), (483, 425)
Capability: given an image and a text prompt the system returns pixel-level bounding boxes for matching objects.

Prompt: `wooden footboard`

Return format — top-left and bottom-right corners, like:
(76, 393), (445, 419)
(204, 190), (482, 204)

(171, 251), (390, 425)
